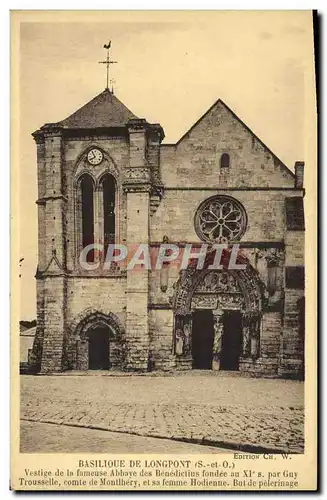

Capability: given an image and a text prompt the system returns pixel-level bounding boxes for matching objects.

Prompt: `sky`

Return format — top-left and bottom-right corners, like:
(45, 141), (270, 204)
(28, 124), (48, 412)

(16, 11), (315, 319)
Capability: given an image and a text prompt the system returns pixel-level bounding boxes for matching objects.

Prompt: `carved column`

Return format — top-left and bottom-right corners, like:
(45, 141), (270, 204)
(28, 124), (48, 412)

(183, 314), (193, 357)
(160, 236), (170, 293)
(93, 185), (103, 264)
(242, 312), (261, 360)
(250, 314), (261, 359)
(242, 313), (251, 357)
(212, 310), (224, 371)
(174, 315), (183, 355)
(75, 183), (82, 268)
(174, 314), (192, 369)
(97, 184), (104, 261)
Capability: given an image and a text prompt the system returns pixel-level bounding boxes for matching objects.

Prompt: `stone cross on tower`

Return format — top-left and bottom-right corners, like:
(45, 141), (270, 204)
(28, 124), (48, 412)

(98, 41), (118, 90)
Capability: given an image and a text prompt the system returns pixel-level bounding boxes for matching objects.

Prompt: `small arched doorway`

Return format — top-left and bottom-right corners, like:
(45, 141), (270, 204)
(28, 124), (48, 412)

(74, 311), (124, 371)
(88, 325), (110, 370)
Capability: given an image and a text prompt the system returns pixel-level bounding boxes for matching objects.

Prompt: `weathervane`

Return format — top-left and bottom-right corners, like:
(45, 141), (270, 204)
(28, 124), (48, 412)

(99, 41), (118, 90)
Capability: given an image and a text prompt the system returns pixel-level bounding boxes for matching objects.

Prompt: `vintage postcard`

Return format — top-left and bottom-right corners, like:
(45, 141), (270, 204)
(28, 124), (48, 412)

(11, 10), (317, 491)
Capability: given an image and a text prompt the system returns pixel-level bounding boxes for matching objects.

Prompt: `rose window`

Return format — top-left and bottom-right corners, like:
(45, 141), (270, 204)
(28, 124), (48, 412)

(195, 195), (247, 243)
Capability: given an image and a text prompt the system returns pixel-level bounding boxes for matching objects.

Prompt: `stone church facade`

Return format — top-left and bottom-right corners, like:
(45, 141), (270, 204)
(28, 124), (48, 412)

(31, 89), (305, 378)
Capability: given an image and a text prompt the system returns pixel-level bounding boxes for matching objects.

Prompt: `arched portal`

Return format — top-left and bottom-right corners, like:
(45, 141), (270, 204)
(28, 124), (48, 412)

(171, 249), (267, 371)
(73, 311), (123, 371)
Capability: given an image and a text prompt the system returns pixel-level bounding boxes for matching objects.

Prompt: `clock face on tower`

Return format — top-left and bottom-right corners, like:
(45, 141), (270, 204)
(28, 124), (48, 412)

(87, 148), (103, 165)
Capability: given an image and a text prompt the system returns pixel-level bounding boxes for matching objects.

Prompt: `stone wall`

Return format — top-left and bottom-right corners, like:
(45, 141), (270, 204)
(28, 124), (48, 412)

(39, 276), (67, 373)
(66, 276), (126, 326)
(125, 190), (150, 371)
(150, 189), (301, 243)
(280, 222), (305, 378)
(148, 309), (175, 370)
(239, 312), (281, 376)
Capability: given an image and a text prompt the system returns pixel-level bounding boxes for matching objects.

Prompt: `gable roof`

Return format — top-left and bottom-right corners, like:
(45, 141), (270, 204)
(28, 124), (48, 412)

(56, 89), (138, 129)
(163, 98), (295, 179)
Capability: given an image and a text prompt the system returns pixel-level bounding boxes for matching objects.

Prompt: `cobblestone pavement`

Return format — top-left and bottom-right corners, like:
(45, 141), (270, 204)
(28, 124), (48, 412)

(20, 373), (304, 453)
(21, 421), (231, 453)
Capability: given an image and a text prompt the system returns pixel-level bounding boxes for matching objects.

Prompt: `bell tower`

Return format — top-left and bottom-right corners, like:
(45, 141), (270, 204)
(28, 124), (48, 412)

(31, 75), (164, 373)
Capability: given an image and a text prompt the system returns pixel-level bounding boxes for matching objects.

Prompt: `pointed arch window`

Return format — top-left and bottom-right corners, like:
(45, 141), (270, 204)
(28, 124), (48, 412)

(80, 174), (94, 263)
(220, 153), (230, 169)
(101, 173), (116, 257)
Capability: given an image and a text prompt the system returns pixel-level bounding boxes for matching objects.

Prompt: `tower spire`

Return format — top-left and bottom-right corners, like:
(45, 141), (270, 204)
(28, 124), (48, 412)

(98, 41), (118, 90)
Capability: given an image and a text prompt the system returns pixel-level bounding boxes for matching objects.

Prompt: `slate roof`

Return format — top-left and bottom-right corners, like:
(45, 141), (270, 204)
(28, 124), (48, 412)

(57, 89), (138, 129)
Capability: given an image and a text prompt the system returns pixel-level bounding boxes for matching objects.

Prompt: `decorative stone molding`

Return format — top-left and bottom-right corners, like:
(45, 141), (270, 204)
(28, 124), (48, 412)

(170, 250), (267, 364)
(74, 169), (97, 188)
(194, 271), (241, 293)
(68, 310), (125, 371)
(242, 311), (262, 359)
(127, 118), (149, 132)
(122, 183), (152, 193)
(174, 314), (192, 357)
(33, 124), (64, 139)
(171, 253), (266, 316)
(62, 134), (128, 142)
(212, 310), (224, 370)
(257, 248), (284, 267)
(72, 309), (125, 340)
(74, 147), (120, 186)
(36, 194), (68, 204)
(191, 295), (218, 310)
(124, 167), (150, 182)
(67, 268), (126, 278)
(41, 249), (64, 276)
(256, 248), (284, 309)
